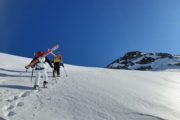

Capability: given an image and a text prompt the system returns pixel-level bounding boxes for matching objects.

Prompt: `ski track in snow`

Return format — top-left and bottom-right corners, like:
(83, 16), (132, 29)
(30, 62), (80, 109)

(2, 86), (29, 118)
(132, 112), (166, 120)
(0, 65), (67, 120)
(0, 67), (32, 119)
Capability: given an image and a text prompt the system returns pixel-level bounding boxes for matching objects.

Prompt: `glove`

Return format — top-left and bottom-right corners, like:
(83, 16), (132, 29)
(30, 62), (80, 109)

(25, 65), (29, 69)
(51, 65), (54, 68)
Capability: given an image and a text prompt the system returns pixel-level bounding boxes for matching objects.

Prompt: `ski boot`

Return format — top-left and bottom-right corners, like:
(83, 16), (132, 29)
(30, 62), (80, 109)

(43, 81), (48, 88)
(33, 85), (40, 90)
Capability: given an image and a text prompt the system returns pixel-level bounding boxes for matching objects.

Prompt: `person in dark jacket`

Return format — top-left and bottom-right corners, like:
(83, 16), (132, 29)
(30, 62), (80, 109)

(52, 54), (64, 77)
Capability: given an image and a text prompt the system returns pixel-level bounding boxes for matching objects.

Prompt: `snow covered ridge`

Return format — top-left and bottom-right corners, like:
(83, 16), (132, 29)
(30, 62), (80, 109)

(107, 51), (180, 71)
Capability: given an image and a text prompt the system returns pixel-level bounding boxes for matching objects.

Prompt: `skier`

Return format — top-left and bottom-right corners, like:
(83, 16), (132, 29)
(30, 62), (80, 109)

(52, 53), (64, 77)
(26, 51), (53, 89)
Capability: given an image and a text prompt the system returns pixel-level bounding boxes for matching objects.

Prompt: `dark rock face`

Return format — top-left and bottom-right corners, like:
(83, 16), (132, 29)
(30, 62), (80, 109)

(117, 65), (129, 70)
(135, 66), (152, 71)
(169, 63), (180, 66)
(120, 51), (143, 61)
(107, 51), (143, 69)
(156, 53), (173, 59)
(136, 57), (155, 64)
(107, 51), (179, 71)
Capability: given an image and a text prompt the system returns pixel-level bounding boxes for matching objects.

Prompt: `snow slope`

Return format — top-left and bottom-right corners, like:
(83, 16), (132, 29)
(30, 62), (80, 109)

(0, 53), (180, 120)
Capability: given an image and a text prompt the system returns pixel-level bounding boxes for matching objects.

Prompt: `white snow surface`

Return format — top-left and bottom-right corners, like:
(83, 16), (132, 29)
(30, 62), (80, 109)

(0, 53), (180, 120)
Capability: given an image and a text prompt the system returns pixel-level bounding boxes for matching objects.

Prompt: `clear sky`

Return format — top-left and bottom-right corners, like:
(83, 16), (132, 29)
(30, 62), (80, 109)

(1, 0), (180, 67)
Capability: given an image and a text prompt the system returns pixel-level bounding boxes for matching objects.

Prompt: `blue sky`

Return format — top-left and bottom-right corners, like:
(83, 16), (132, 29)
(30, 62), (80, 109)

(1, 0), (180, 67)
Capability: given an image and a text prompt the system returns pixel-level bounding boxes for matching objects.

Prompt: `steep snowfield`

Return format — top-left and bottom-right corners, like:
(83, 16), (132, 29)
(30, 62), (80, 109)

(0, 53), (180, 120)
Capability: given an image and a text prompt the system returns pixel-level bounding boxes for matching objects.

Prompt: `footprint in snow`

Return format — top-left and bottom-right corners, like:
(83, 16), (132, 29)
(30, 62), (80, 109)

(6, 95), (19, 103)
(6, 99), (13, 103)
(3, 104), (14, 111)
(3, 90), (31, 118)
(3, 101), (24, 118)
(2, 104), (15, 117)
(13, 95), (19, 100)
(17, 102), (24, 107)
(6, 91), (30, 105)
(3, 92), (27, 118)
(7, 105), (15, 110)
(0, 117), (6, 120)
(2, 105), (15, 116)
(7, 111), (16, 117)
(20, 91), (30, 98)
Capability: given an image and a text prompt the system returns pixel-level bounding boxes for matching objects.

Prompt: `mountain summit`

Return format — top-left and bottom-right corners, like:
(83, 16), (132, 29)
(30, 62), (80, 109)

(107, 51), (180, 71)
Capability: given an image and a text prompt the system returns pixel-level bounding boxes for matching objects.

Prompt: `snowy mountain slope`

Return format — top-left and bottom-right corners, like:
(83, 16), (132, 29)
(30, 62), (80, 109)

(107, 51), (180, 71)
(0, 53), (180, 120)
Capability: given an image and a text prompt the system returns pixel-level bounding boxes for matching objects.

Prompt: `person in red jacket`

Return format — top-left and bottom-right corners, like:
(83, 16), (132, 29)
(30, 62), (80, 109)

(28, 51), (53, 89)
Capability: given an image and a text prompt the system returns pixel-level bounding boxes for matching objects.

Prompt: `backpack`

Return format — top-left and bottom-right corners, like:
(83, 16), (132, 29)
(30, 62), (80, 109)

(53, 54), (62, 63)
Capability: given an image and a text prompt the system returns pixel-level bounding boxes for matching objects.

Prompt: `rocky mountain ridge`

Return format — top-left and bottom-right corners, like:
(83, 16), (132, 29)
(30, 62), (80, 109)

(107, 51), (180, 71)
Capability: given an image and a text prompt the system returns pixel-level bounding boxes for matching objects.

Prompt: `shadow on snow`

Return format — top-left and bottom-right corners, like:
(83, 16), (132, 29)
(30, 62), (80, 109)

(0, 68), (29, 73)
(0, 73), (31, 78)
(0, 85), (33, 90)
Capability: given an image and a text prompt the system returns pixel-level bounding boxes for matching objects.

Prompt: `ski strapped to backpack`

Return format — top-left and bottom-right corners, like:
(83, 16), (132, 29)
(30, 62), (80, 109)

(25, 44), (59, 70)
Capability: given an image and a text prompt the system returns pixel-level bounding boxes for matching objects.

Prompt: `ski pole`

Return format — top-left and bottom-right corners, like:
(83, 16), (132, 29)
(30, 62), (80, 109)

(63, 66), (68, 77)
(49, 50), (56, 57)
(31, 68), (34, 83)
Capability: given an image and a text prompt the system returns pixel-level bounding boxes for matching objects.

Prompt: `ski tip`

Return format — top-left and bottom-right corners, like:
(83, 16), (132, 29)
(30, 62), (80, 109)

(55, 44), (59, 47)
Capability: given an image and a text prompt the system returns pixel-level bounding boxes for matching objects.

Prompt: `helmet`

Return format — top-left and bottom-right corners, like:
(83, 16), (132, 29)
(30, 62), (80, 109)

(55, 54), (62, 60)
(36, 51), (43, 57)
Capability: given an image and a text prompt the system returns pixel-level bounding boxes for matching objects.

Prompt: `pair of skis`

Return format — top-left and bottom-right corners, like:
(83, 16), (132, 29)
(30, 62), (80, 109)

(25, 44), (59, 69)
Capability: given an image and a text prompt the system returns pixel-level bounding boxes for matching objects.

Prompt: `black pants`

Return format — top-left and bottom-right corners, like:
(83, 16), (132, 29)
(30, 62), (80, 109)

(53, 64), (60, 77)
